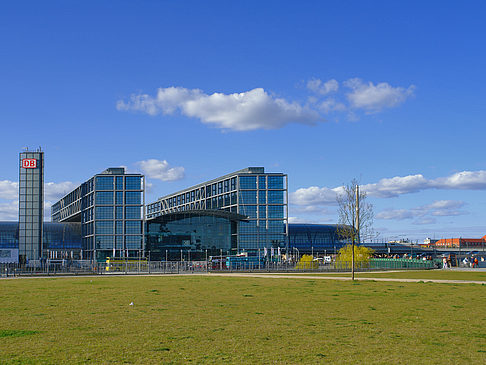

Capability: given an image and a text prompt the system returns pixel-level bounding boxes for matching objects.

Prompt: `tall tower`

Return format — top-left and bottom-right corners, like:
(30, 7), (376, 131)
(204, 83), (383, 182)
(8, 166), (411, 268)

(18, 149), (44, 261)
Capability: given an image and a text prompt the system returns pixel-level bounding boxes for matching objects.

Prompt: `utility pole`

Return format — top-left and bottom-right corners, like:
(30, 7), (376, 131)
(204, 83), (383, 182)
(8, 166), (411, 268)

(352, 184), (359, 281)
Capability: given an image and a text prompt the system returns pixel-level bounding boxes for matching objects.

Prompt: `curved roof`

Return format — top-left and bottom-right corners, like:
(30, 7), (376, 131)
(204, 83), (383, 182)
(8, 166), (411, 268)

(147, 209), (249, 222)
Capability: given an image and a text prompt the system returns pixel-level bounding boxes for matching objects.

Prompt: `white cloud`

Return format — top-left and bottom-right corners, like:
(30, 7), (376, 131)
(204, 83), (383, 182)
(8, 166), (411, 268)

(318, 98), (346, 114)
(0, 201), (19, 220)
(137, 159), (185, 182)
(376, 200), (466, 221)
(290, 186), (344, 206)
(118, 87), (322, 131)
(0, 180), (18, 200)
(344, 78), (415, 113)
(45, 181), (77, 201)
(306, 79), (339, 95)
(362, 174), (430, 198)
(433, 170), (486, 190)
(291, 170), (486, 212)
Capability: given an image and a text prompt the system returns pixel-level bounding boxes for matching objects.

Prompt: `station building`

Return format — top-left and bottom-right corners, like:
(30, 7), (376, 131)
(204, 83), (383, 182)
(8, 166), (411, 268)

(51, 168), (145, 261)
(146, 167), (288, 258)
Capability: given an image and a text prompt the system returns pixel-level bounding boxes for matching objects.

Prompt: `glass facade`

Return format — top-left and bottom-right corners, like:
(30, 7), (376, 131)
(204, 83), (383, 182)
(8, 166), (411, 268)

(0, 222), (81, 258)
(287, 224), (349, 254)
(51, 168), (144, 261)
(18, 151), (44, 261)
(146, 167), (288, 253)
(146, 211), (242, 261)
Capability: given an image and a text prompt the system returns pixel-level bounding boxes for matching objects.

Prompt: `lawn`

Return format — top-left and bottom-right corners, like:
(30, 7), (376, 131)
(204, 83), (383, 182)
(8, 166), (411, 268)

(278, 269), (486, 281)
(1, 275), (485, 364)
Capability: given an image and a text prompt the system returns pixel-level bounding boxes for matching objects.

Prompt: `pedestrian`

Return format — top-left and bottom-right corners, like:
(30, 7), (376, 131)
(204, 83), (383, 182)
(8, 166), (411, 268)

(473, 257), (479, 268)
(442, 257), (448, 269)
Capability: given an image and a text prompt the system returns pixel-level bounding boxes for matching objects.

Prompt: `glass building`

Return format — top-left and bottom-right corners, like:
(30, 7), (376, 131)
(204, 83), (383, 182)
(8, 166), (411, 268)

(0, 222), (81, 262)
(146, 167), (288, 253)
(51, 168), (145, 261)
(19, 150), (44, 261)
(146, 210), (247, 261)
(287, 224), (349, 254)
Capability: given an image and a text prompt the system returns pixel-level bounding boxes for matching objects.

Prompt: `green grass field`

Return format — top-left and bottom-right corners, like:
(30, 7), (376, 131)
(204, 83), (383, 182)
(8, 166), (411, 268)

(276, 270), (486, 281)
(1, 274), (486, 364)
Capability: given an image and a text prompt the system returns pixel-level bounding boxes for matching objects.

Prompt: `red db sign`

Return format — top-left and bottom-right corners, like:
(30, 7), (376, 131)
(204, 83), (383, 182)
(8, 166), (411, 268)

(22, 159), (37, 168)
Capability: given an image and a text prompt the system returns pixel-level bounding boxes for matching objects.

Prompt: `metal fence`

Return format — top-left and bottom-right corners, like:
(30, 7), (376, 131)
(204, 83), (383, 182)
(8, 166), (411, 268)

(2, 255), (485, 277)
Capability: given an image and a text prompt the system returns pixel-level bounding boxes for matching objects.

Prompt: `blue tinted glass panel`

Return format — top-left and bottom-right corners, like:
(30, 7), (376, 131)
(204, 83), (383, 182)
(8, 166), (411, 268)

(239, 176), (257, 189)
(125, 192), (141, 205)
(95, 192), (113, 205)
(116, 191), (123, 204)
(116, 206), (123, 219)
(96, 176), (114, 190)
(239, 191), (257, 204)
(259, 205), (266, 218)
(239, 205), (257, 218)
(126, 235), (142, 249)
(125, 176), (141, 190)
(115, 176), (124, 190)
(116, 221), (123, 234)
(125, 206), (141, 219)
(125, 221), (141, 234)
(258, 176), (266, 189)
(268, 176), (284, 189)
(95, 206), (113, 220)
(268, 205), (284, 218)
(96, 235), (114, 249)
(268, 190), (284, 204)
(95, 221), (113, 234)
(258, 190), (266, 203)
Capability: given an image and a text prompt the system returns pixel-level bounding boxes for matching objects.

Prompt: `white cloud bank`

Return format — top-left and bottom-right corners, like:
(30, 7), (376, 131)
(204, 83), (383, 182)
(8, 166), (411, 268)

(0, 181), (77, 220)
(137, 159), (185, 181)
(377, 200), (466, 221)
(344, 78), (415, 113)
(117, 87), (322, 131)
(117, 78), (415, 130)
(290, 170), (486, 207)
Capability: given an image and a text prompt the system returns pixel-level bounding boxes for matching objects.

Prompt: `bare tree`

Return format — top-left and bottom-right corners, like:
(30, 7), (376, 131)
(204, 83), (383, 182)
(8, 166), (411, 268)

(336, 179), (374, 280)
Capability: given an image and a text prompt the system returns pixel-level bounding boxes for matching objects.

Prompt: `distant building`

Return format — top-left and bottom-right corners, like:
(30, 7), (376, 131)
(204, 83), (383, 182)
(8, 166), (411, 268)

(423, 238), (439, 247)
(51, 168), (145, 261)
(19, 149), (44, 261)
(432, 236), (486, 248)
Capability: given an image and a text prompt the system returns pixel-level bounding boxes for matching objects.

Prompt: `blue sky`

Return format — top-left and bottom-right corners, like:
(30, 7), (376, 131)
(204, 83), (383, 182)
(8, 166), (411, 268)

(0, 1), (485, 242)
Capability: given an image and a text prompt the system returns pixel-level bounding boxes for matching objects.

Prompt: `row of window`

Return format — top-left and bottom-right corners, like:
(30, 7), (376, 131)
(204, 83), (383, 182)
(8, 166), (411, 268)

(94, 235), (143, 250)
(95, 176), (142, 191)
(95, 191), (142, 205)
(95, 221), (142, 235)
(94, 206), (142, 220)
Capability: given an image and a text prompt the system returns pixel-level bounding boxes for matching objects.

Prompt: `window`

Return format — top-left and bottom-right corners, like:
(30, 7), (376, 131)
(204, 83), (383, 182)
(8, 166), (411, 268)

(116, 206), (123, 219)
(268, 176), (284, 189)
(125, 221), (141, 234)
(116, 191), (123, 204)
(239, 205), (257, 218)
(125, 176), (141, 190)
(95, 221), (113, 235)
(96, 206), (113, 220)
(125, 206), (141, 219)
(259, 205), (266, 218)
(96, 176), (114, 190)
(223, 179), (229, 193)
(258, 190), (266, 204)
(239, 176), (257, 189)
(125, 192), (141, 205)
(95, 192), (113, 205)
(268, 190), (284, 204)
(230, 177), (237, 191)
(268, 205), (284, 218)
(258, 176), (266, 189)
(115, 176), (124, 190)
(239, 191), (257, 204)
(116, 221), (124, 234)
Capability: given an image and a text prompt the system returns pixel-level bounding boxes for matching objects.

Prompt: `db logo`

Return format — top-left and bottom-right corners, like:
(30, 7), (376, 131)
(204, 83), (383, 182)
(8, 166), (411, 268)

(22, 159), (37, 168)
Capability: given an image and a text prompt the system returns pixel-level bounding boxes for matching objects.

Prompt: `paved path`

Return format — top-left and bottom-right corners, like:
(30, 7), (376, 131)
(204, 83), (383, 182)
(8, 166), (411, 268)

(207, 272), (486, 285)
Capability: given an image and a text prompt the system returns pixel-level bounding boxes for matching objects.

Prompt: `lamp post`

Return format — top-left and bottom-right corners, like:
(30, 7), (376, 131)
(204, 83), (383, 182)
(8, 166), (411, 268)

(220, 248), (223, 271)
